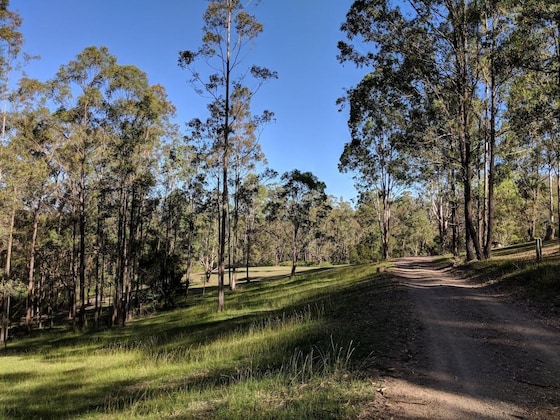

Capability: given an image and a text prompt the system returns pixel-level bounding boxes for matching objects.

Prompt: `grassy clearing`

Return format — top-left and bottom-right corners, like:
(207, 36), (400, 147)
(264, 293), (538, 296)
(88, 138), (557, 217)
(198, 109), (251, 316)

(0, 264), (412, 419)
(188, 265), (329, 289)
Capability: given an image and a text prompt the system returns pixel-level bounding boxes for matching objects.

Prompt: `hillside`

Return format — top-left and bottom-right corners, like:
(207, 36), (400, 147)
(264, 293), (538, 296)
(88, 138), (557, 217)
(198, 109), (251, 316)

(0, 264), (412, 418)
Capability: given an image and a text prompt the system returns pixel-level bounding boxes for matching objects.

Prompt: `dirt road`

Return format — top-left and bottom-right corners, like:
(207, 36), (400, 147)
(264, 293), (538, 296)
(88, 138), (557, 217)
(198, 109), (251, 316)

(370, 257), (560, 419)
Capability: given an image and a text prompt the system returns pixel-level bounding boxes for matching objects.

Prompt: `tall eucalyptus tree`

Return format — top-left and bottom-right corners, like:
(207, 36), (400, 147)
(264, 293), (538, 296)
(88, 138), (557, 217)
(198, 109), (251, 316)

(338, 0), (512, 260)
(15, 88), (55, 331)
(104, 71), (174, 326)
(268, 170), (328, 278)
(338, 70), (413, 260)
(179, 0), (276, 311)
(474, 0), (518, 258)
(228, 86), (272, 290)
(0, 0), (25, 345)
(1, 78), (54, 334)
(509, 1), (560, 241)
(52, 47), (174, 327)
(51, 46), (116, 327)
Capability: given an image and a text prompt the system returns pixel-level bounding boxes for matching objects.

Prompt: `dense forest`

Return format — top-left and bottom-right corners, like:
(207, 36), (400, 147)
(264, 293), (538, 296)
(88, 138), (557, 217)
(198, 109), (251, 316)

(0, 0), (559, 342)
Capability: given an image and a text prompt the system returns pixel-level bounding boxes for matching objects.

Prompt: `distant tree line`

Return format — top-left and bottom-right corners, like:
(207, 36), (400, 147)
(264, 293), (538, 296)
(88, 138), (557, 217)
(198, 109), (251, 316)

(0, 0), (558, 341)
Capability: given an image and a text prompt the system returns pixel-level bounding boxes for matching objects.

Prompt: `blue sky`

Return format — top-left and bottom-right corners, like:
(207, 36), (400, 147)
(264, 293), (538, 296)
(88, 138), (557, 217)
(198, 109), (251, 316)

(11, 0), (364, 202)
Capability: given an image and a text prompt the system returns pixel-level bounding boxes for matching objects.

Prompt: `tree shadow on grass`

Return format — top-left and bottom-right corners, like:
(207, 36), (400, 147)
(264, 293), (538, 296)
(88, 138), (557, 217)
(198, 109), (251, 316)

(1, 264), (406, 418)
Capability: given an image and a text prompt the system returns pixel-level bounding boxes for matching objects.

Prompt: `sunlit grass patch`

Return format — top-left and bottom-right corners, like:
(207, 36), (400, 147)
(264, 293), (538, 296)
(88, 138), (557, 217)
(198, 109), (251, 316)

(0, 351), (143, 418)
(0, 263), (399, 418)
(96, 339), (374, 419)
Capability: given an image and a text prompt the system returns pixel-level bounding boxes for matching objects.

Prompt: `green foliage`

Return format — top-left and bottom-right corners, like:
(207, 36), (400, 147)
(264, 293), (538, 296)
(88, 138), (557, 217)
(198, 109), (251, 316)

(179, 0), (277, 309)
(493, 176), (526, 245)
(338, 0), (548, 261)
(349, 231), (380, 264)
(267, 170), (329, 275)
(391, 193), (437, 257)
(4, 0), (560, 361)
(275, 170), (328, 227)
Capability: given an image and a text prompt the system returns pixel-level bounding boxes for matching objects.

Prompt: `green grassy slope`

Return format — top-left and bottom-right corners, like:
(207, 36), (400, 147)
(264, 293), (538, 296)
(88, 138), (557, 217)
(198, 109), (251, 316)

(458, 241), (560, 318)
(0, 264), (413, 419)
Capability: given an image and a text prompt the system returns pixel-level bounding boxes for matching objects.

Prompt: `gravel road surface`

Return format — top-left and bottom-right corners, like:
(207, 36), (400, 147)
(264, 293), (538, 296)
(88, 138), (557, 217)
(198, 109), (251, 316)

(369, 257), (560, 419)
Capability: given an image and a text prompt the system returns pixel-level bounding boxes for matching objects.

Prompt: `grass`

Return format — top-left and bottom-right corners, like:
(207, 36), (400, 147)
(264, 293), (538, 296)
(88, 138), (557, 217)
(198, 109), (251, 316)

(0, 264), (412, 419)
(457, 240), (560, 317)
(188, 265), (331, 289)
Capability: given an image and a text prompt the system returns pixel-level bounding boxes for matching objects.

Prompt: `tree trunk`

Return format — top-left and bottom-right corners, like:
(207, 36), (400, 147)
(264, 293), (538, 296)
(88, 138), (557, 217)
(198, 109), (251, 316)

(382, 191), (391, 260)
(113, 186), (128, 326)
(229, 169), (241, 292)
(162, 192), (171, 301)
(26, 204), (40, 331)
(432, 193), (446, 254)
(217, 1), (233, 312)
(484, 48), (497, 259)
(94, 201), (103, 328)
(185, 217), (194, 294)
(245, 211), (252, 282)
(557, 159), (560, 248)
(453, 0), (482, 261)
(531, 173), (539, 240)
(1, 295), (9, 348)
(480, 132), (488, 250)
(37, 274), (44, 329)
(218, 173), (227, 311)
(123, 187), (137, 324)
(246, 226), (251, 282)
(463, 162), (482, 261)
(1, 206), (15, 346)
(78, 160), (87, 328)
(451, 169), (460, 257)
(545, 169), (555, 240)
(291, 223), (299, 278)
(69, 191), (78, 320)
(5, 206), (14, 281)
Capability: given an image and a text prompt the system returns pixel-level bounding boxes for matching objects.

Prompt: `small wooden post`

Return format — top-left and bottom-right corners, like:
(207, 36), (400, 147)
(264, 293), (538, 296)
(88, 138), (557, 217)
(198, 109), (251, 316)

(535, 238), (543, 261)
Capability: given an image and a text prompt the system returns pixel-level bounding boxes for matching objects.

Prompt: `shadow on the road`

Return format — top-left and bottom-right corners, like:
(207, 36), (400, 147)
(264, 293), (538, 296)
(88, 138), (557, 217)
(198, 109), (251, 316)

(384, 257), (560, 418)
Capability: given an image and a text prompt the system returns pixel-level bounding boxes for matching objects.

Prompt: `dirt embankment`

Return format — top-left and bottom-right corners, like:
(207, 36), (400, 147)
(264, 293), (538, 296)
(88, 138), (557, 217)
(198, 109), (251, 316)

(366, 257), (560, 419)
